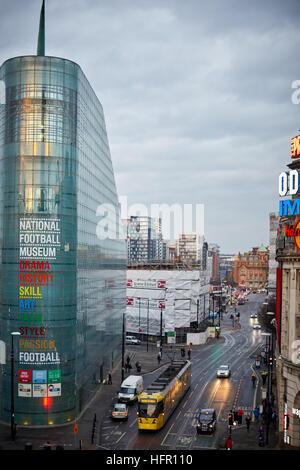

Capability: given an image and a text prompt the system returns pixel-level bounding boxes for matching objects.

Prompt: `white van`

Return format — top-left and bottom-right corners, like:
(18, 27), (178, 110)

(118, 375), (143, 404)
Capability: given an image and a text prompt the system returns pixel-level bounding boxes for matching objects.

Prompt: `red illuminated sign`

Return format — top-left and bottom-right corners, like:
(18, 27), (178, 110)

(18, 370), (32, 384)
(284, 218), (300, 251)
(291, 135), (300, 159)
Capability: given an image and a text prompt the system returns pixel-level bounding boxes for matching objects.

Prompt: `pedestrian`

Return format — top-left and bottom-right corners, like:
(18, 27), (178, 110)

(259, 404), (264, 420)
(188, 349), (191, 360)
(246, 414), (251, 432)
(225, 435), (232, 450)
(272, 411), (277, 429)
(108, 373), (112, 384)
(237, 408), (244, 425)
(253, 407), (259, 422)
(261, 371), (268, 386)
(258, 425), (265, 447)
(126, 355), (130, 365)
(251, 373), (256, 388)
(157, 351), (161, 365)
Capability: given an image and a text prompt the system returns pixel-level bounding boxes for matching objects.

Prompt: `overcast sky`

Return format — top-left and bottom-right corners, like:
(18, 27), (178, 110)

(1, 0), (300, 253)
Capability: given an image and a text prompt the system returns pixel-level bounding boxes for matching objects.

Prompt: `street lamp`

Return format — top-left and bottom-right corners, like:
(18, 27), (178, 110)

(121, 312), (125, 382)
(11, 331), (20, 440)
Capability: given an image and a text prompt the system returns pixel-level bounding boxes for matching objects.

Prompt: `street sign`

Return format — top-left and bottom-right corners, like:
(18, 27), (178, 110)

(167, 331), (176, 344)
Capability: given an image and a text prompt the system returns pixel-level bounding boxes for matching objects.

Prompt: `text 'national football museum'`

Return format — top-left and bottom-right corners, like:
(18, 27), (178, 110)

(0, 2), (126, 426)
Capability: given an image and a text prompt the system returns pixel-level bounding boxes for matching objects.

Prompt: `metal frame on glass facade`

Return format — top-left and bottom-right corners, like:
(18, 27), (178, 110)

(0, 56), (126, 426)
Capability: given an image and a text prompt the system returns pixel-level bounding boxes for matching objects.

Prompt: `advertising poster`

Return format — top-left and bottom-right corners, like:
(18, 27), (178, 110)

(48, 369), (61, 383)
(33, 383), (47, 397)
(32, 370), (47, 383)
(18, 383), (32, 397)
(18, 370), (32, 384)
(47, 383), (61, 397)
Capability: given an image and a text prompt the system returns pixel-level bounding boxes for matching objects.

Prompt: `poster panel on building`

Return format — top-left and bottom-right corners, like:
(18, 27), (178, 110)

(33, 383), (47, 397)
(18, 383), (32, 397)
(48, 369), (61, 383)
(18, 370), (32, 384)
(32, 370), (47, 384)
(47, 383), (61, 397)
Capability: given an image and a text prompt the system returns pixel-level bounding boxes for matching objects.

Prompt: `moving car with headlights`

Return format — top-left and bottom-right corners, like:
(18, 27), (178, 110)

(250, 313), (258, 319)
(217, 365), (231, 378)
(126, 335), (141, 345)
(137, 360), (191, 431)
(197, 409), (216, 434)
(253, 322), (261, 330)
(118, 375), (143, 404)
(111, 403), (128, 420)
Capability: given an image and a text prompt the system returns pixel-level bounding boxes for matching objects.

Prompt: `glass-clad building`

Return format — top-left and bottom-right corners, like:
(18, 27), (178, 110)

(0, 56), (126, 425)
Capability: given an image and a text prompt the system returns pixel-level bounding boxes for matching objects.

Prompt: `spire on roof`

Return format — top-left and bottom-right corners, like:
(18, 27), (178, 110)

(37, 0), (45, 56)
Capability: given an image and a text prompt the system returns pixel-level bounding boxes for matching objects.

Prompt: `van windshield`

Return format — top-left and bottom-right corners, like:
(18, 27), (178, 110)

(120, 387), (135, 394)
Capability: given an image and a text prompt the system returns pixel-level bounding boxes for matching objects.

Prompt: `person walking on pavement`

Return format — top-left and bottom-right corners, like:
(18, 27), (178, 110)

(157, 351), (162, 365)
(251, 372), (256, 388)
(237, 408), (244, 425)
(225, 435), (232, 450)
(253, 406), (259, 422)
(188, 348), (191, 360)
(246, 414), (251, 432)
(258, 425), (265, 447)
(108, 373), (112, 384)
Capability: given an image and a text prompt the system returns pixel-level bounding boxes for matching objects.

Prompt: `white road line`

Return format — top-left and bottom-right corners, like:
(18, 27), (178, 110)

(129, 419), (137, 428)
(115, 432), (126, 444)
(161, 422), (175, 446)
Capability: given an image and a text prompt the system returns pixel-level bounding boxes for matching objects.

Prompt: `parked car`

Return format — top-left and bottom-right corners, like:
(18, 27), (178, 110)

(125, 335), (141, 345)
(197, 409), (217, 434)
(111, 403), (128, 420)
(217, 365), (231, 378)
(253, 322), (261, 330)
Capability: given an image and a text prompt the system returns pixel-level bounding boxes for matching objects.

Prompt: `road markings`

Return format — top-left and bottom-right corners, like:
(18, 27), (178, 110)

(129, 419), (137, 428)
(161, 422), (175, 446)
(115, 432), (126, 444)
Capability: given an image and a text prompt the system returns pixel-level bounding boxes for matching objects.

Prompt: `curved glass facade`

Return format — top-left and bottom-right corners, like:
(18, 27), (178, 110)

(0, 56), (126, 425)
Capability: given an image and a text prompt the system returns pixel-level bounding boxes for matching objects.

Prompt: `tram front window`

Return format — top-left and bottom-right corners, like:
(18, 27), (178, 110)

(138, 401), (163, 418)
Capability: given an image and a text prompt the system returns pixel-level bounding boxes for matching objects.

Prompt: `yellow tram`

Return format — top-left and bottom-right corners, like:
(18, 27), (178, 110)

(137, 360), (191, 431)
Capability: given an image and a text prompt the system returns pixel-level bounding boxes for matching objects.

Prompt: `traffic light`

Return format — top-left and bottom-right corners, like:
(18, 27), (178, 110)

(269, 356), (273, 366)
(228, 413), (233, 426)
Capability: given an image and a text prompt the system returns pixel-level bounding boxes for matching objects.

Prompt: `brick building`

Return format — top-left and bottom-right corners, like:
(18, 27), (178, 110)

(233, 245), (269, 289)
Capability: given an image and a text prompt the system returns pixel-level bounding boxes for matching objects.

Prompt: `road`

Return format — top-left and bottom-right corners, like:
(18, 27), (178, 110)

(98, 292), (267, 450)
